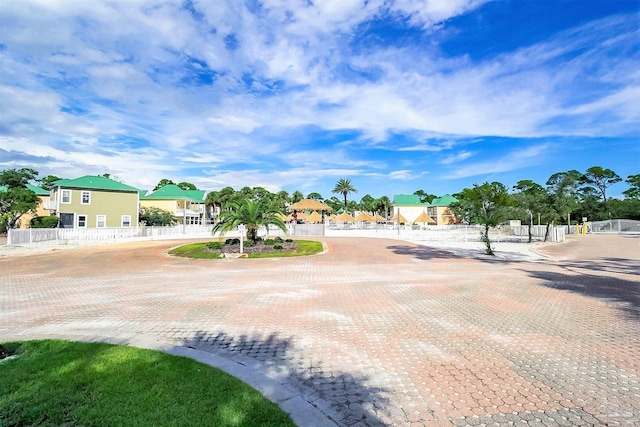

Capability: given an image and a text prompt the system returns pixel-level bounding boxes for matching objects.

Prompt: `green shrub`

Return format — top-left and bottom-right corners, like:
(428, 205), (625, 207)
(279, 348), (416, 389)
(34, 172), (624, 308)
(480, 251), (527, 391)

(285, 238), (293, 243)
(206, 241), (224, 250)
(244, 239), (255, 247)
(273, 244), (283, 250)
(29, 216), (59, 228)
(225, 238), (240, 245)
(264, 239), (275, 245)
(254, 236), (263, 242)
(274, 236), (283, 243)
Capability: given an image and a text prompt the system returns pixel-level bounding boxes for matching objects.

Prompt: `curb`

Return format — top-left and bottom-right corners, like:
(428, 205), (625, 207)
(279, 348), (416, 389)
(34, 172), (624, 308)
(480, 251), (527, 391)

(1, 332), (338, 427)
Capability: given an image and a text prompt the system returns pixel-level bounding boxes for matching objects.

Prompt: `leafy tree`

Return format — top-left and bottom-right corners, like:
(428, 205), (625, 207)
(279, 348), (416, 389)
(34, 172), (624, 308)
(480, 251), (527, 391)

(623, 174), (640, 199)
(358, 194), (376, 213)
(580, 166), (621, 202)
(0, 168), (40, 232)
(177, 181), (197, 191)
(451, 182), (513, 255)
(212, 198), (286, 242)
(291, 191), (304, 204)
(273, 190), (290, 211)
(325, 196), (342, 212)
(154, 179), (176, 191)
(332, 178), (358, 211)
(29, 216), (59, 228)
(413, 190), (437, 204)
(608, 198), (640, 220)
(512, 180), (555, 242)
(376, 196), (391, 218)
(307, 192), (323, 200)
(38, 175), (61, 191)
(251, 187), (272, 201)
(140, 206), (177, 226)
(546, 170), (582, 225)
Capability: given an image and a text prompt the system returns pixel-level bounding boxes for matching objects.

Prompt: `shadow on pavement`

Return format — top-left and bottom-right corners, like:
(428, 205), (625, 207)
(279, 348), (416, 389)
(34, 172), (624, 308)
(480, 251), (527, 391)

(181, 331), (391, 427)
(386, 244), (460, 260)
(525, 265), (640, 321)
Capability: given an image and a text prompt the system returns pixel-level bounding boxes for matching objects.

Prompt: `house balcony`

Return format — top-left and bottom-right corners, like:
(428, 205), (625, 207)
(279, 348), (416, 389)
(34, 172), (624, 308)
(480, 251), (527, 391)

(176, 207), (203, 217)
(43, 199), (57, 210)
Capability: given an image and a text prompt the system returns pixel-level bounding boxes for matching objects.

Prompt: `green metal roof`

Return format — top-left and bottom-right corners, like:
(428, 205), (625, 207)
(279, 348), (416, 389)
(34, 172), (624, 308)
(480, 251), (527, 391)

(185, 189), (206, 202)
(54, 176), (139, 192)
(392, 194), (427, 206)
(429, 194), (458, 206)
(26, 184), (49, 196)
(140, 184), (204, 202)
(1, 184), (49, 195)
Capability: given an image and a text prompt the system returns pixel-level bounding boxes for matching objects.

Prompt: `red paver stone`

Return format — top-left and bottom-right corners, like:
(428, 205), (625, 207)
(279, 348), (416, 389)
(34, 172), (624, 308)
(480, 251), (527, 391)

(1, 235), (639, 426)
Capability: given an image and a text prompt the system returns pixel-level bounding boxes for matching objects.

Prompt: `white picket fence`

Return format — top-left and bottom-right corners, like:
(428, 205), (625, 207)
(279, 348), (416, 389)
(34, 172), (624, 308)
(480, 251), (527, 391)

(7, 222), (565, 246)
(7, 225), (213, 245)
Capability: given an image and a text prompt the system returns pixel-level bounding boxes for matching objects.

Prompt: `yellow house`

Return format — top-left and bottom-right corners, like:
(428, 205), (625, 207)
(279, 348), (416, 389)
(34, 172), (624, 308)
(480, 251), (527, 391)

(17, 184), (54, 228)
(426, 194), (460, 225)
(139, 184), (206, 225)
(50, 176), (139, 228)
(391, 194), (429, 224)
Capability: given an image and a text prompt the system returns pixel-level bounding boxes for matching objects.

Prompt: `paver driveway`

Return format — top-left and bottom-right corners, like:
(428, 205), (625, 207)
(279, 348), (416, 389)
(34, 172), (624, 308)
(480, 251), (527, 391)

(1, 235), (639, 426)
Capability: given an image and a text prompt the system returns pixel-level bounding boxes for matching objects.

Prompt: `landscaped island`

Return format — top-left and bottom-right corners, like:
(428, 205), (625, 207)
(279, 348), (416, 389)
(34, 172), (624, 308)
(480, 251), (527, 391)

(169, 237), (323, 259)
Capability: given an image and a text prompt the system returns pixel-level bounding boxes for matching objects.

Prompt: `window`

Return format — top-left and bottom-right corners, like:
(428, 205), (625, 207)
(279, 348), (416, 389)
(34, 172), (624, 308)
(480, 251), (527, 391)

(121, 215), (131, 228)
(96, 215), (106, 228)
(61, 190), (71, 204)
(77, 215), (87, 228)
(81, 191), (91, 205)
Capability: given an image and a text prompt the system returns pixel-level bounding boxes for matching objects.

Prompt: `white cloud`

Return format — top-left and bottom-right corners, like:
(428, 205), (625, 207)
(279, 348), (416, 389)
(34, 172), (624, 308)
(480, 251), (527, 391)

(440, 151), (473, 164)
(445, 144), (550, 179)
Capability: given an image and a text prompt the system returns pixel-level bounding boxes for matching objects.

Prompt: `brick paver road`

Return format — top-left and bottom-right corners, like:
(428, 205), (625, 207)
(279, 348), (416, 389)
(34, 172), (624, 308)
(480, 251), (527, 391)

(1, 235), (639, 426)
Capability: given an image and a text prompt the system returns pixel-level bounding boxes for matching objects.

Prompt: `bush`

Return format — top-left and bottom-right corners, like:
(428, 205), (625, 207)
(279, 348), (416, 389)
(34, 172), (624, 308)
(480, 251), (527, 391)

(244, 239), (255, 247)
(206, 241), (224, 250)
(274, 236), (283, 243)
(254, 236), (263, 242)
(225, 238), (240, 245)
(285, 238), (293, 243)
(273, 244), (283, 250)
(29, 216), (59, 228)
(264, 239), (275, 245)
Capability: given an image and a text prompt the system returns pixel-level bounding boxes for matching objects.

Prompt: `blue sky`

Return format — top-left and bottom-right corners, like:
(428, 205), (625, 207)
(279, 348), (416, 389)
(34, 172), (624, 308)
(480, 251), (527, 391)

(0, 0), (638, 200)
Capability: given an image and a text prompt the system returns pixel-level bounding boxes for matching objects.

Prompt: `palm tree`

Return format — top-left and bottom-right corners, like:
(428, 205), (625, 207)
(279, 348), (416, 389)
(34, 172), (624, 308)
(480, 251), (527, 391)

(332, 178), (358, 211)
(212, 198), (287, 242)
(377, 196), (391, 218)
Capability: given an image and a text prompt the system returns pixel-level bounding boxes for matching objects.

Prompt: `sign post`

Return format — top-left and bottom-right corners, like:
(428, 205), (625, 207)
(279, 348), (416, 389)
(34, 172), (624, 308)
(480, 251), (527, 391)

(238, 224), (246, 254)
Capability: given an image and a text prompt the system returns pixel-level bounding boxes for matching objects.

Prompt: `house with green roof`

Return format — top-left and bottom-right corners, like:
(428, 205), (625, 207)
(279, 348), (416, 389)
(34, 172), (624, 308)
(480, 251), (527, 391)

(426, 194), (460, 225)
(0, 184), (54, 228)
(139, 184), (207, 225)
(51, 176), (139, 228)
(391, 194), (430, 224)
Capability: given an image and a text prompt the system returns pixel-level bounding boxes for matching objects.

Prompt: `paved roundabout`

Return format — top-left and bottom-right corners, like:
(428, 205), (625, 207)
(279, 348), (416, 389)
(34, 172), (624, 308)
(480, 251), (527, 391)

(1, 235), (639, 426)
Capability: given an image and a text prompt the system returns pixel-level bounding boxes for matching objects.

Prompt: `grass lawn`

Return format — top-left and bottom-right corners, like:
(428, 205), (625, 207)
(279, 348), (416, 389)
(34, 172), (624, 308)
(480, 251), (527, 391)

(168, 240), (324, 259)
(0, 340), (296, 427)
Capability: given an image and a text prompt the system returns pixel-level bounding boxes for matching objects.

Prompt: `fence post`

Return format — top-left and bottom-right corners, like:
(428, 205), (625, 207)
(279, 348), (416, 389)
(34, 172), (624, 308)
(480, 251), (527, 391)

(29, 228), (33, 244)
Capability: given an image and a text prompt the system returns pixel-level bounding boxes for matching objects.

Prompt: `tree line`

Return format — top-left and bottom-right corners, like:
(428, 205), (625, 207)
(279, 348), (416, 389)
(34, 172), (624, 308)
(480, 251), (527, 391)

(1, 166), (638, 234)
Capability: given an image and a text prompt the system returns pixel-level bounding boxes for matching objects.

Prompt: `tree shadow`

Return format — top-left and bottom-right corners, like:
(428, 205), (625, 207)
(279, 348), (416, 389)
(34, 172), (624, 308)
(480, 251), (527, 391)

(524, 268), (640, 321)
(181, 330), (391, 426)
(558, 257), (640, 276)
(386, 244), (460, 260)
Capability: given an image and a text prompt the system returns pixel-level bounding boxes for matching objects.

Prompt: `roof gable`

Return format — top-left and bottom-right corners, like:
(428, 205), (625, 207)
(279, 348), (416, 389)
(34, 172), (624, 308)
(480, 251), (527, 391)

(140, 184), (204, 202)
(26, 184), (49, 196)
(392, 194), (427, 206)
(1, 184), (50, 196)
(430, 194), (458, 206)
(54, 176), (139, 192)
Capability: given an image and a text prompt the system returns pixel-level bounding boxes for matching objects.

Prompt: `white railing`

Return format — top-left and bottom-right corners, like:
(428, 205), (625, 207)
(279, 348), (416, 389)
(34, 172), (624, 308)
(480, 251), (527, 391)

(7, 225), (213, 245)
(43, 199), (57, 210)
